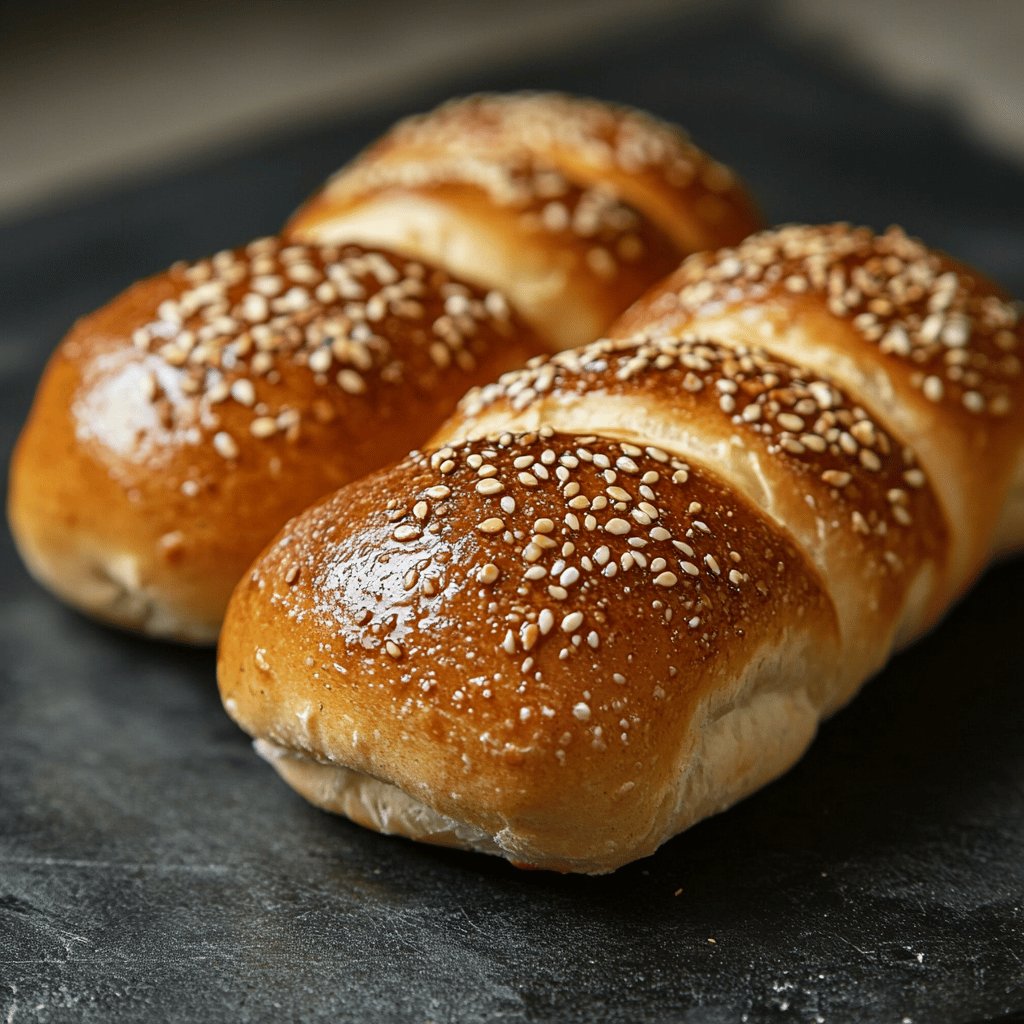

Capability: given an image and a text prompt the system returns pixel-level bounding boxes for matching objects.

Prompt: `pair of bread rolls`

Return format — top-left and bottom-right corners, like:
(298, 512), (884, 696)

(218, 223), (1024, 873)
(17, 93), (1016, 876)
(9, 93), (759, 641)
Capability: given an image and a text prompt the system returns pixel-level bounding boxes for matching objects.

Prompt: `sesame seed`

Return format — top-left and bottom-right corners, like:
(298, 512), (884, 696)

(308, 347), (332, 373)
(572, 702), (592, 722)
(521, 623), (540, 651)
(921, 378), (942, 405)
(605, 518), (631, 536)
(859, 449), (882, 472)
(477, 517), (505, 533)
(562, 611), (584, 632)
(230, 379), (256, 406)
(822, 469), (852, 488)
(478, 563), (500, 584)
(213, 431), (239, 459)
(654, 571), (678, 587)
(962, 390), (985, 413)
(337, 368), (367, 395)
(476, 478), (504, 495)
(385, 641), (403, 660)
(250, 417), (277, 438)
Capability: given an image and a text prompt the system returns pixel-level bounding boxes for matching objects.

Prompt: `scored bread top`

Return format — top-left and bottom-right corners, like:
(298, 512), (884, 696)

(613, 223), (1024, 591)
(319, 92), (762, 253)
(438, 331), (950, 659)
(285, 93), (762, 350)
(616, 223), (1022, 417)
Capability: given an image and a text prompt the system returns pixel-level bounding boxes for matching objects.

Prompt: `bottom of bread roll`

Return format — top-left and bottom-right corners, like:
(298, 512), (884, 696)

(993, 457), (1024, 558)
(249, 670), (824, 874)
(14, 534), (218, 645)
(253, 739), (510, 861)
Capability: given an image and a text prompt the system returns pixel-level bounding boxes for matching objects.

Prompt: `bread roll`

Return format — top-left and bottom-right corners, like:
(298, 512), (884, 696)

(286, 92), (762, 350)
(217, 223), (1023, 873)
(8, 239), (542, 643)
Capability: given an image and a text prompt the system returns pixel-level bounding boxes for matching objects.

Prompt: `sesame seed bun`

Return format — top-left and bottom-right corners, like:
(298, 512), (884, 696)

(217, 223), (1024, 873)
(218, 430), (838, 873)
(8, 240), (543, 642)
(285, 92), (762, 350)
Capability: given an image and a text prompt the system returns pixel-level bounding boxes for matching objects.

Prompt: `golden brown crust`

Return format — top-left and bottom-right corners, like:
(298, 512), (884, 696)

(439, 333), (951, 658)
(285, 93), (762, 350)
(331, 92), (762, 254)
(217, 222), (1024, 873)
(8, 239), (543, 641)
(219, 429), (838, 872)
(613, 223), (1024, 588)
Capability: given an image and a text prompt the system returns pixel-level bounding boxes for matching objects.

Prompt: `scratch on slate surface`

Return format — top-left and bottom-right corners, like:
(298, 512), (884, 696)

(0, 856), (232, 873)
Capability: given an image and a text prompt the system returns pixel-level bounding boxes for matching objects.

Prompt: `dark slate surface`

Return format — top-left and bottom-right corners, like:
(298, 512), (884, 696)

(2, 4), (1023, 1022)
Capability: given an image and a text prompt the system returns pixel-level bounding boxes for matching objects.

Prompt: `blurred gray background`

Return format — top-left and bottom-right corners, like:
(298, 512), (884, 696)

(1, 0), (1022, 219)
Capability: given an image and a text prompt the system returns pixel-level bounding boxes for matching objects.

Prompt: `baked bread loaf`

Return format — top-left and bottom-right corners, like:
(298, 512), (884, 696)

(8, 239), (542, 643)
(218, 223), (1023, 873)
(285, 92), (762, 350)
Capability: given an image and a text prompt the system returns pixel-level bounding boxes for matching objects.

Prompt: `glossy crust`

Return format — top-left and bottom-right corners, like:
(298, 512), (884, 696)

(285, 92), (762, 350)
(219, 431), (837, 873)
(440, 333), (950, 660)
(218, 222), (1024, 873)
(8, 240), (543, 642)
(612, 223), (1024, 582)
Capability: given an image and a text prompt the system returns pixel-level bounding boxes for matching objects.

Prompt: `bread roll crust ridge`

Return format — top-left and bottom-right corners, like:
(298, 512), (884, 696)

(612, 223), (1024, 583)
(286, 92), (763, 350)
